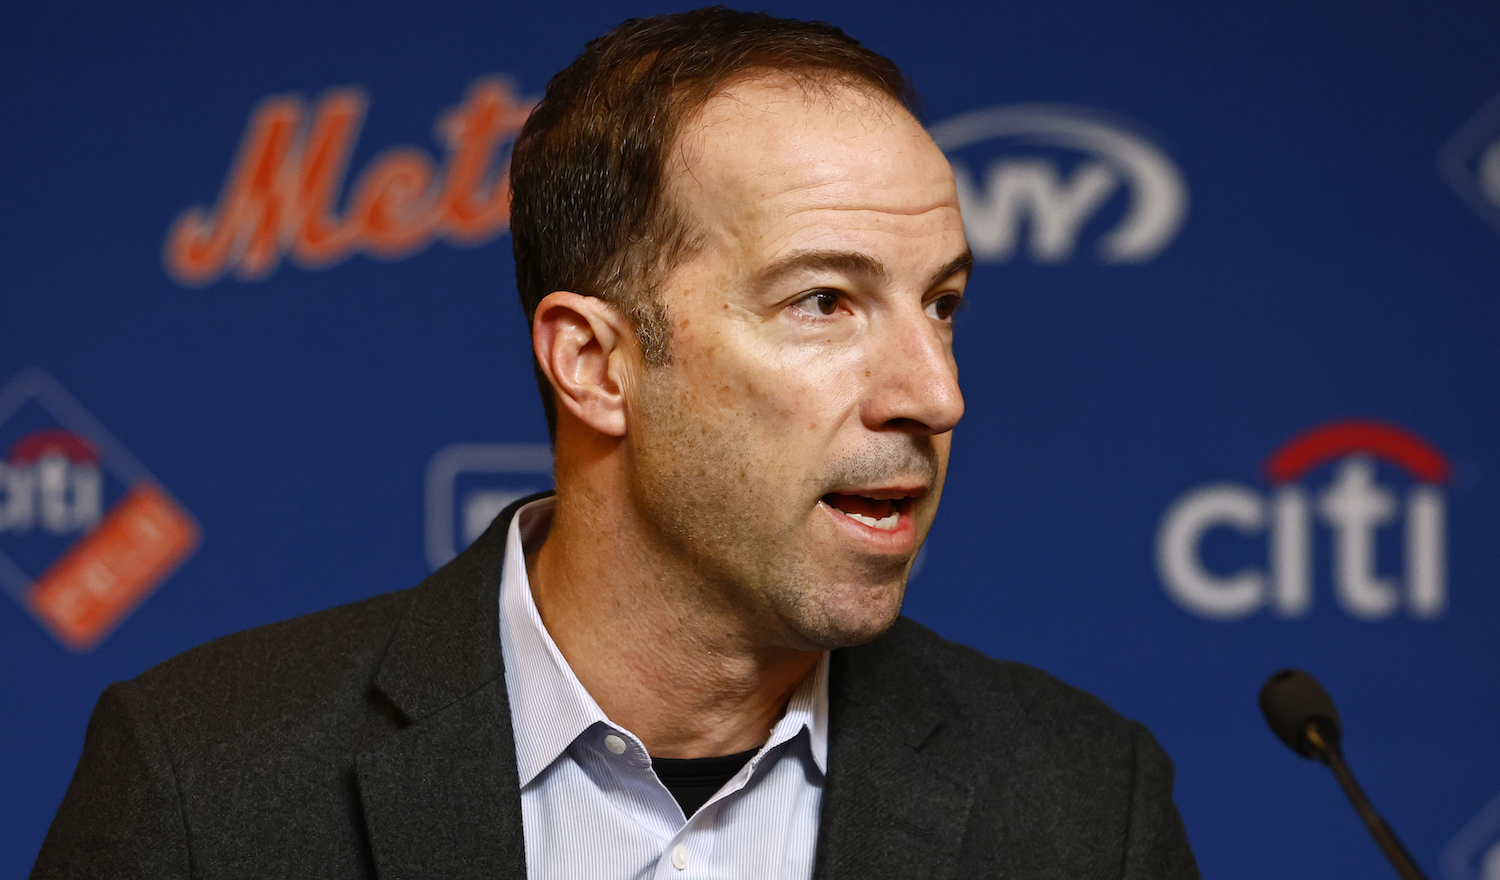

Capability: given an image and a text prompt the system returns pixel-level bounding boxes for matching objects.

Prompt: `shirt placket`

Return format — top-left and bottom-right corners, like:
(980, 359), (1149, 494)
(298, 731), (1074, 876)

(586, 725), (691, 842)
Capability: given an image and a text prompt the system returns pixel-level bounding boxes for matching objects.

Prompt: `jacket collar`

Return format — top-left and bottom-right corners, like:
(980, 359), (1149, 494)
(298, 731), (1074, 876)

(813, 623), (978, 880)
(353, 492), (542, 880)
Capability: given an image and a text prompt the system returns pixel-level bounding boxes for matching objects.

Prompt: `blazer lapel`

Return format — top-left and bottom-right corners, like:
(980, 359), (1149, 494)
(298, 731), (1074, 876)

(354, 498), (535, 880)
(813, 630), (976, 880)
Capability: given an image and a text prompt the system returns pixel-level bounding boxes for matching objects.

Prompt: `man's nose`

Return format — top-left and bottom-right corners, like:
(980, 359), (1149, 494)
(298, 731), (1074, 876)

(859, 308), (964, 435)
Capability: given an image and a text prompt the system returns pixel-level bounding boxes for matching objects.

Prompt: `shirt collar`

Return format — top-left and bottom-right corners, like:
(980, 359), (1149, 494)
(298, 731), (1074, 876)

(498, 495), (830, 785)
(499, 496), (610, 787)
(760, 649), (829, 775)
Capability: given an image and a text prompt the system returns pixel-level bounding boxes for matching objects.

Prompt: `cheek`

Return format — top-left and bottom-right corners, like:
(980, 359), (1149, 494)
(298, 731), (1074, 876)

(750, 355), (864, 441)
(704, 372), (820, 436)
(678, 323), (864, 441)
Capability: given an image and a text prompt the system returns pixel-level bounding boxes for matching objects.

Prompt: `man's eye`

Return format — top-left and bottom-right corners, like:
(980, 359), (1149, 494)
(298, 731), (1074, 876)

(791, 290), (840, 316)
(926, 294), (962, 322)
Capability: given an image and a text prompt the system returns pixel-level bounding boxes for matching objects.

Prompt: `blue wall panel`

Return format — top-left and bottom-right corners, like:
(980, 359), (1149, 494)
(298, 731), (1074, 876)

(4, 2), (1498, 876)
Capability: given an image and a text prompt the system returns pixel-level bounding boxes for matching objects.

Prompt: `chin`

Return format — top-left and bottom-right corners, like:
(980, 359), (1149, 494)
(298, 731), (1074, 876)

(790, 609), (901, 651)
(783, 579), (907, 650)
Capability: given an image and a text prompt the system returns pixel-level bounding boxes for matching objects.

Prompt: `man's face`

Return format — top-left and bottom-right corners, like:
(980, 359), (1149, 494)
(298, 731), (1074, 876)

(622, 75), (969, 652)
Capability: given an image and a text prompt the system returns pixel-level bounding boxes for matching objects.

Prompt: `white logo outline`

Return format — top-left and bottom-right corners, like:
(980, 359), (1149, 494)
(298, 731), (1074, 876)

(1443, 787), (1500, 880)
(1438, 88), (1500, 238)
(929, 104), (1189, 263)
(424, 442), (552, 570)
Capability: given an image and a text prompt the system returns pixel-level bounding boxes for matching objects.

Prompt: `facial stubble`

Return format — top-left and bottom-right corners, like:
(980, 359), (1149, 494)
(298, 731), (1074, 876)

(625, 361), (942, 652)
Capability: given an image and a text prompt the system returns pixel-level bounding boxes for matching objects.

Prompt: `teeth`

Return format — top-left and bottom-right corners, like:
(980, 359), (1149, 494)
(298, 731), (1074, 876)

(844, 510), (900, 531)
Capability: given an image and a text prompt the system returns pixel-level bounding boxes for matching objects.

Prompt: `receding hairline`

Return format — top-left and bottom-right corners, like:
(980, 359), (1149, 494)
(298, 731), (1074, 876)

(670, 66), (917, 160)
(656, 67), (930, 274)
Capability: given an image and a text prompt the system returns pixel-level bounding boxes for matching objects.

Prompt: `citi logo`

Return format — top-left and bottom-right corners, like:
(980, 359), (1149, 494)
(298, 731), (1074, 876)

(0, 370), (199, 651)
(1156, 421), (1448, 621)
(928, 105), (1188, 263)
(0, 429), (102, 535)
(164, 76), (535, 286)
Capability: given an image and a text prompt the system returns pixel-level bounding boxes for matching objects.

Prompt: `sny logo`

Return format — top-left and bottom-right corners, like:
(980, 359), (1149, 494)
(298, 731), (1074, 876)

(0, 370), (199, 651)
(165, 77), (536, 286)
(1156, 421), (1448, 621)
(929, 105), (1188, 264)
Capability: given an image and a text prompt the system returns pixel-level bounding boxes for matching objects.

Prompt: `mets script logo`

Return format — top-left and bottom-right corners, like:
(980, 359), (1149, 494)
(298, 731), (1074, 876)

(1156, 421), (1448, 621)
(1439, 88), (1500, 238)
(0, 370), (199, 651)
(164, 76), (535, 286)
(929, 105), (1188, 263)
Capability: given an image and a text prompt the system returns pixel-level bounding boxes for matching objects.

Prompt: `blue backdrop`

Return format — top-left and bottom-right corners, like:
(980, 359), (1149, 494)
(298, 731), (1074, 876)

(4, 2), (1499, 877)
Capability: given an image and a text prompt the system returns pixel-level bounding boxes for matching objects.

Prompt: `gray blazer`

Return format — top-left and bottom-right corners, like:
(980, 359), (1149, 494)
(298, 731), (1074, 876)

(33, 498), (1199, 879)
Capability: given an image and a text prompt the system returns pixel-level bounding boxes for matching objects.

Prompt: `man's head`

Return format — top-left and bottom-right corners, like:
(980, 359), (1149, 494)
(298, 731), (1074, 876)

(510, 7), (918, 436)
(515, 9), (970, 651)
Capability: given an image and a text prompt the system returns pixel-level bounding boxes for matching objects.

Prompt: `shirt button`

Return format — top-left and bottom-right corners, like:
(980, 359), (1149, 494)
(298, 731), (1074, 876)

(671, 845), (689, 870)
(603, 733), (627, 755)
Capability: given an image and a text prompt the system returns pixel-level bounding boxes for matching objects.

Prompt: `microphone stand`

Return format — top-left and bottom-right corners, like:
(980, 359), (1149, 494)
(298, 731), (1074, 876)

(1305, 724), (1430, 880)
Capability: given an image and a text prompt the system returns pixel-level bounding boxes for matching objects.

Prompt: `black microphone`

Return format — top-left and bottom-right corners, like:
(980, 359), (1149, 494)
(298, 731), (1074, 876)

(1259, 669), (1430, 880)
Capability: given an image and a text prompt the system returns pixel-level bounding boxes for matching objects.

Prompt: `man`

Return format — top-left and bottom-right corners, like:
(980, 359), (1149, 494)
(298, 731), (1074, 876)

(34, 8), (1199, 879)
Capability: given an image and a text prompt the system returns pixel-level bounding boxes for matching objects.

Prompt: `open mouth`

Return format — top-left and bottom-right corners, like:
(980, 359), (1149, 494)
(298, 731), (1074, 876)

(821, 492), (917, 532)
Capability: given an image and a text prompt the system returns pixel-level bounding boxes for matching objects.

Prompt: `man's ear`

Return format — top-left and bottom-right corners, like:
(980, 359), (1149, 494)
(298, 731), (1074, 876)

(532, 291), (635, 437)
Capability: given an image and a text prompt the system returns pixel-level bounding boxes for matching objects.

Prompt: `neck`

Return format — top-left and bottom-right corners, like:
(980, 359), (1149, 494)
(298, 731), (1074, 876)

(527, 482), (819, 760)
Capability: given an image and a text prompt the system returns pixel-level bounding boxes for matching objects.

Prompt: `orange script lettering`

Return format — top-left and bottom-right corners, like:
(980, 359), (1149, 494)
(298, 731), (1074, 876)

(164, 77), (534, 285)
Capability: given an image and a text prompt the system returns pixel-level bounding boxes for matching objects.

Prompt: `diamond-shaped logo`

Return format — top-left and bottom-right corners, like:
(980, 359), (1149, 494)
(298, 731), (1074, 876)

(1443, 788), (1500, 880)
(0, 369), (199, 651)
(1439, 89), (1500, 238)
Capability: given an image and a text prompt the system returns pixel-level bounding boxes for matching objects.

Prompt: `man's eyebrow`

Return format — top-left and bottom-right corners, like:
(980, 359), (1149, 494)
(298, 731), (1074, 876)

(751, 248), (975, 295)
(930, 250), (974, 292)
(752, 250), (889, 294)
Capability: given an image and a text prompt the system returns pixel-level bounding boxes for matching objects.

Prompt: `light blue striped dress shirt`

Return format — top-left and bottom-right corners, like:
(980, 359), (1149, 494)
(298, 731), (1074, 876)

(499, 497), (830, 880)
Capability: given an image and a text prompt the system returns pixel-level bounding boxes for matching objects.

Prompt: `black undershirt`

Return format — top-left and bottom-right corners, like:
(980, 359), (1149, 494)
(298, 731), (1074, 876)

(651, 746), (760, 817)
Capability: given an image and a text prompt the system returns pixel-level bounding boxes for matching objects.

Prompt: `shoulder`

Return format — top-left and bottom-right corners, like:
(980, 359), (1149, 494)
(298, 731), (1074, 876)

(834, 616), (1150, 780)
(842, 616), (1131, 730)
(842, 621), (1200, 877)
(115, 492), (529, 755)
(128, 587), (416, 749)
(829, 618), (1197, 876)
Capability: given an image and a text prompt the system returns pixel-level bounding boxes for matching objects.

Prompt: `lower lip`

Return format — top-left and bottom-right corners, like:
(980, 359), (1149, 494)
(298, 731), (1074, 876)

(818, 500), (918, 555)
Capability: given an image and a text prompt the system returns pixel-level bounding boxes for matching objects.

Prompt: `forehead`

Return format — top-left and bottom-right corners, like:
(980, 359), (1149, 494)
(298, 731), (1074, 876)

(666, 74), (960, 243)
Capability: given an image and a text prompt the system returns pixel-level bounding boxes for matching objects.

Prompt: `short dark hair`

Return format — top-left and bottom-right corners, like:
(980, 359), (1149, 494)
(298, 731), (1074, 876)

(509, 6), (918, 438)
